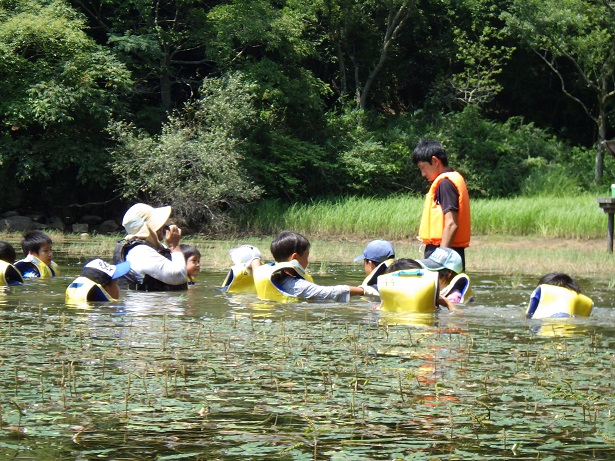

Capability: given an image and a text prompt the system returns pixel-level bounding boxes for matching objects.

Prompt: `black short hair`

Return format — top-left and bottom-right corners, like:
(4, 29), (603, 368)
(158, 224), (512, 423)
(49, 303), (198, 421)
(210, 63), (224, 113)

(179, 244), (200, 260)
(21, 231), (53, 255)
(538, 272), (581, 293)
(412, 138), (449, 167)
(0, 241), (17, 264)
(385, 258), (422, 273)
(270, 231), (310, 262)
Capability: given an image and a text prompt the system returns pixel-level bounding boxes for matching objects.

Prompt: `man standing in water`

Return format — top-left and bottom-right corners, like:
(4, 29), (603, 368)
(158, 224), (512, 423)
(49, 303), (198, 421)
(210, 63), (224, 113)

(412, 139), (470, 270)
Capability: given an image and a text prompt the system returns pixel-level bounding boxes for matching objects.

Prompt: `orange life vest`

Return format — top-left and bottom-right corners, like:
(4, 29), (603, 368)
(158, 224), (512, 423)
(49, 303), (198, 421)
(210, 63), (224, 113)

(418, 171), (471, 247)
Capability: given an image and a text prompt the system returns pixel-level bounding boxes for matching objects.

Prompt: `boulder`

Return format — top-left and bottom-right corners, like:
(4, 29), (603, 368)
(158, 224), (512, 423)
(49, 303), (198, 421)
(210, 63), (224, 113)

(97, 220), (120, 234)
(0, 216), (34, 232)
(47, 216), (65, 231)
(71, 223), (89, 233)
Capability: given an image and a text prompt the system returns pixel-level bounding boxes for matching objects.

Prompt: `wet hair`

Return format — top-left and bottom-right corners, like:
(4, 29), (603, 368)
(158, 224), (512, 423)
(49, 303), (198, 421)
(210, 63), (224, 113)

(439, 268), (456, 284)
(180, 244), (201, 260)
(385, 258), (422, 273)
(412, 138), (449, 167)
(270, 231), (310, 262)
(0, 241), (17, 264)
(538, 272), (581, 294)
(21, 230), (53, 255)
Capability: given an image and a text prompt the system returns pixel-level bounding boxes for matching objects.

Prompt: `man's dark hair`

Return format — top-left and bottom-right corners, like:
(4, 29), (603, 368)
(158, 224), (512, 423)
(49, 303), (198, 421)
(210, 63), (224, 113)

(270, 231), (310, 262)
(0, 241), (17, 264)
(538, 272), (581, 293)
(21, 231), (53, 255)
(412, 138), (449, 167)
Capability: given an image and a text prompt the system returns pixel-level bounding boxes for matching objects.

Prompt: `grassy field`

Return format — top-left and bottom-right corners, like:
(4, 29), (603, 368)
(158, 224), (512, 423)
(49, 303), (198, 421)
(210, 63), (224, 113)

(2, 193), (614, 281)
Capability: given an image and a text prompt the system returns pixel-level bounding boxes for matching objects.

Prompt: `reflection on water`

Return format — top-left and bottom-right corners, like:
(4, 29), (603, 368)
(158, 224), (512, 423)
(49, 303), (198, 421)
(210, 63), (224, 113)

(0, 259), (613, 460)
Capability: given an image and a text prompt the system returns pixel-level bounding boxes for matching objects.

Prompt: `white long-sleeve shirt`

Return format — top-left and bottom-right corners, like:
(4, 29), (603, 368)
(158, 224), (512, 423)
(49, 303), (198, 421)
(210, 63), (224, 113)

(125, 244), (187, 286)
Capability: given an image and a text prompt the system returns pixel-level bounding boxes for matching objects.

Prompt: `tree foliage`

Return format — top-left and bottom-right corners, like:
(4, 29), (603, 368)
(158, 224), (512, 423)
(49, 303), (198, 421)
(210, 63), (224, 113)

(110, 73), (261, 228)
(0, 0), (131, 207)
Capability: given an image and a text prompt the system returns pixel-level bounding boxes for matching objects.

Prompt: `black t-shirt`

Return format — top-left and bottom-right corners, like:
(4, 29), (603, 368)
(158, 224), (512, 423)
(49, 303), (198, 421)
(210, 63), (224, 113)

(435, 178), (459, 214)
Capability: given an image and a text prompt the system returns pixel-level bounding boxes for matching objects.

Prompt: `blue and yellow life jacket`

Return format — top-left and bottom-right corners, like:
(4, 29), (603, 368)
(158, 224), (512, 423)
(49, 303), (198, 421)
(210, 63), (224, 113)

(14, 255), (60, 278)
(526, 284), (593, 319)
(377, 269), (439, 313)
(66, 276), (114, 303)
(441, 273), (473, 303)
(361, 258), (394, 289)
(253, 261), (314, 302)
(0, 260), (24, 286)
(221, 263), (257, 293)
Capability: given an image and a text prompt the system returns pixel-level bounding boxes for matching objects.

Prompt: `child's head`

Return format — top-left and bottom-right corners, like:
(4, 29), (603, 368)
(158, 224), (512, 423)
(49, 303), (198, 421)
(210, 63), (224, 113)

(385, 258), (422, 273)
(21, 230), (53, 265)
(180, 244), (201, 277)
(81, 259), (131, 300)
(538, 272), (581, 293)
(271, 231), (310, 267)
(354, 240), (395, 275)
(417, 248), (462, 286)
(0, 241), (17, 264)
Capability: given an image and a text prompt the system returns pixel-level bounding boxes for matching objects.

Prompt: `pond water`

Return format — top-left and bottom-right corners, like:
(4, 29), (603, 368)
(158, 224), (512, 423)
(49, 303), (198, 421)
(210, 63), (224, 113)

(0, 257), (613, 460)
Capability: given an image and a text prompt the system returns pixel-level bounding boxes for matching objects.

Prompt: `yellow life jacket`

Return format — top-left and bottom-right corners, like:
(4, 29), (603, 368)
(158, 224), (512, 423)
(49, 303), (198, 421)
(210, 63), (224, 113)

(221, 263), (257, 293)
(65, 276), (114, 303)
(419, 171), (471, 247)
(187, 275), (197, 286)
(526, 284), (593, 319)
(253, 261), (314, 302)
(361, 258), (394, 287)
(378, 269), (439, 313)
(440, 273), (473, 304)
(15, 255), (60, 278)
(0, 260), (24, 286)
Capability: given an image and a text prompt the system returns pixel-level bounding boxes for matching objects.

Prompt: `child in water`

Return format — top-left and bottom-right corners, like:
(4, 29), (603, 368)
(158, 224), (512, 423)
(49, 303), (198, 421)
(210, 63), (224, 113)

(381, 258), (455, 310)
(0, 241), (24, 286)
(252, 231), (365, 302)
(14, 230), (60, 278)
(416, 247), (471, 303)
(526, 272), (593, 319)
(354, 239), (395, 297)
(66, 259), (131, 302)
(180, 244), (201, 285)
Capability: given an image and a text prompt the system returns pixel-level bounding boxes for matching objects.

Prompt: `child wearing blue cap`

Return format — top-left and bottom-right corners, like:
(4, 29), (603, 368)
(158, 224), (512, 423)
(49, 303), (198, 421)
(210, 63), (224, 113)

(66, 259), (131, 302)
(354, 240), (395, 296)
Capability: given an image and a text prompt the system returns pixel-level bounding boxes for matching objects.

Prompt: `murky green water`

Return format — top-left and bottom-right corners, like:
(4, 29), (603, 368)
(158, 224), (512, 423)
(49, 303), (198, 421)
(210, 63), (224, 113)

(0, 258), (613, 460)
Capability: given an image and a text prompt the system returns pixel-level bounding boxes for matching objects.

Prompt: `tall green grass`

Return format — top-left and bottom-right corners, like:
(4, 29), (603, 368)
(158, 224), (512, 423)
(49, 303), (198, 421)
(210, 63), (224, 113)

(244, 193), (607, 239)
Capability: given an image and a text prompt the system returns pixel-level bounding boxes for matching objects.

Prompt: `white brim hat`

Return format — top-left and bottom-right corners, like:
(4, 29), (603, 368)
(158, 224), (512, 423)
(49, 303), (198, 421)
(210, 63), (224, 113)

(122, 203), (172, 237)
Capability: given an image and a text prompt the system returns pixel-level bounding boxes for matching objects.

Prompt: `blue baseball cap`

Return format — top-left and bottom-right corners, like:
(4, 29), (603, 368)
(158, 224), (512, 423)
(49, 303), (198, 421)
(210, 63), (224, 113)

(354, 240), (395, 263)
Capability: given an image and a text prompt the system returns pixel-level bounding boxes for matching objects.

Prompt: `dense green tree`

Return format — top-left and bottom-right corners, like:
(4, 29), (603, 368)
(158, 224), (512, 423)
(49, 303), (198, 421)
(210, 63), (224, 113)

(0, 0), (131, 208)
(110, 73), (261, 229)
(503, 0), (615, 182)
(72, 0), (210, 128)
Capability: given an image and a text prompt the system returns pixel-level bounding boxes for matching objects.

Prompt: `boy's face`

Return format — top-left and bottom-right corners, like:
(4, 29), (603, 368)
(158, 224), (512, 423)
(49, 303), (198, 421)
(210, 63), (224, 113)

(32, 244), (53, 266)
(363, 259), (377, 275)
(105, 280), (120, 300)
(294, 249), (309, 269)
(186, 255), (201, 277)
(416, 158), (441, 183)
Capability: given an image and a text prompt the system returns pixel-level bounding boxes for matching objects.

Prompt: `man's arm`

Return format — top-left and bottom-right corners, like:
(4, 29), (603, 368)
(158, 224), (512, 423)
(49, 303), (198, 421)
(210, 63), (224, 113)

(440, 210), (459, 248)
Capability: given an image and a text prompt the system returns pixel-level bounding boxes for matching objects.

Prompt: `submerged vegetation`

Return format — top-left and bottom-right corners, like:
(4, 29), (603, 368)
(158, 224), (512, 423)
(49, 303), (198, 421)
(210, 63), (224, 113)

(0, 274), (612, 460)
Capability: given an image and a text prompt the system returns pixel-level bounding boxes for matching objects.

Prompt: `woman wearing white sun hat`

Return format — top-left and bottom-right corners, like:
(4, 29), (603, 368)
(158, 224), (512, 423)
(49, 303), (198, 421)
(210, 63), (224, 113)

(112, 203), (187, 291)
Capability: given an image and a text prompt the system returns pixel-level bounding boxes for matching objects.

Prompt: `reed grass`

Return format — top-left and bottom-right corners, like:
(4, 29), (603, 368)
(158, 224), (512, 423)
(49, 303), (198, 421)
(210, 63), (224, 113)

(244, 193), (606, 240)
